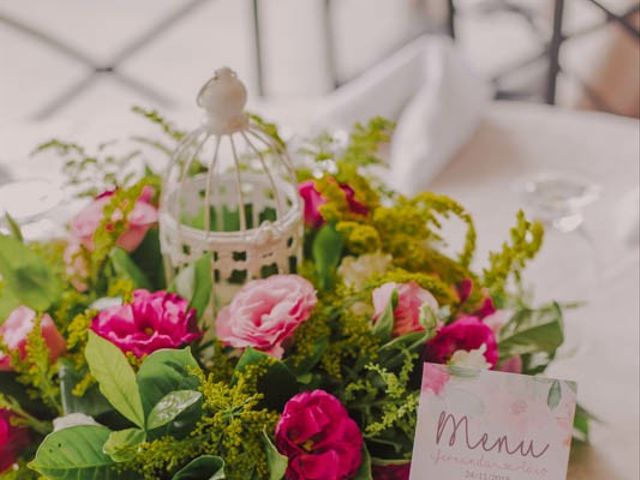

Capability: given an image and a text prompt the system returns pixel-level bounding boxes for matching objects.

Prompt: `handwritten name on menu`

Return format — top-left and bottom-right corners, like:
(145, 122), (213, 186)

(410, 364), (576, 480)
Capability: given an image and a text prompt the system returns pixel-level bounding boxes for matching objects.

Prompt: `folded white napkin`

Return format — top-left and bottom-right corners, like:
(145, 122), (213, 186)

(389, 37), (492, 195)
(312, 35), (490, 196)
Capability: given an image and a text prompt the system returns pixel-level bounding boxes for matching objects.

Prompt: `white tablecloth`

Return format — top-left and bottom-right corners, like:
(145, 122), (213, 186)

(430, 101), (640, 480)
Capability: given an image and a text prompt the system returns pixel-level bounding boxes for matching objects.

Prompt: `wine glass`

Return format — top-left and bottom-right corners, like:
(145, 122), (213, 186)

(519, 171), (601, 355)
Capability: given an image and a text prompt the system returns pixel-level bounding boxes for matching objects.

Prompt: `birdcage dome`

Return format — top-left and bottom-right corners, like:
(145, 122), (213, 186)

(159, 68), (303, 306)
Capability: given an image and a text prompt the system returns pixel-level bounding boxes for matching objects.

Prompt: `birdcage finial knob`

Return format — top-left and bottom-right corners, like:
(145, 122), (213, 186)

(197, 67), (248, 135)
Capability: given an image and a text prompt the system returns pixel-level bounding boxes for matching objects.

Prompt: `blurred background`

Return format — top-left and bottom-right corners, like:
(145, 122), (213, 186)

(1, 0), (638, 124)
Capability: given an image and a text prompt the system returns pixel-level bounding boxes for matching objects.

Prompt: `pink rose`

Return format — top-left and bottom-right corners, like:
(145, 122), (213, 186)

(425, 316), (498, 368)
(298, 180), (368, 228)
(0, 306), (65, 371)
(91, 289), (201, 358)
(216, 275), (317, 358)
(0, 409), (30, 472)
(275, 390), (363, 480)
(65, 187), (158, 291)
(372, 463), (411, 480)
(421, 363), (450, 395)
(372, 282), (439, 337)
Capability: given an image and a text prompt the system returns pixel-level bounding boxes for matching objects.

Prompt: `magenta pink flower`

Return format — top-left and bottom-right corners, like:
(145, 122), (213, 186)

(425, 316), (498, 368)
(456, 278), (497, 320)
(216, 275), (317, 358)
(298, 180), (368, 228)
(275, 390), (363, 480)
(91, 289), (201, 358)
(372, 463), (411, 480)
(372, 282), (438, 337)
(0, 409), (30, 473)
(0, 307), (65, 372)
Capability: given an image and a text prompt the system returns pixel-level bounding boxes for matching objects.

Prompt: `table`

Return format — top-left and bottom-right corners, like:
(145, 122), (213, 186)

(1, 100), (639, 479)
(431, 101), (640, 480)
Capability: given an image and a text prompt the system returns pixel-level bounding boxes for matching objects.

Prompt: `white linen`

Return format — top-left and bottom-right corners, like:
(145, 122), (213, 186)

(430, 101), (640, 480)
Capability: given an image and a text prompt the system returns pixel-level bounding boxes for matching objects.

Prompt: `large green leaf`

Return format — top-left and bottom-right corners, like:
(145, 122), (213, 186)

(312, 224), (343, 290)
(172, 456), (225, 480)
(170, 253), (212, 319)
(137, 348), (202, 416)
(235, 348), (298, 411)
(498, 303), (564, 360)
(29, 425), (120, 479)
(85, 332), (145, 428)
(147, 390), (202, 430)
(103, 428), (146, 462)
(109, 247), (151, 290)
(0, 234), (62, 311)
(263, 430), (287, 480)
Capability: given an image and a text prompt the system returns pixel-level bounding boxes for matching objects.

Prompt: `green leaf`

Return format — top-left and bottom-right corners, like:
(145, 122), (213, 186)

(312, 224), (343, 290)
(498, 303), (564, 360)
(235, 348), (298, 411)
(172, 456), (225, 480)
(170, 253), (212, 319)
(147, 390), (202, 430)
(263, 429), (287, 480)
(103, 428), (146, 462)
(547, 380), (562, 410)
(29, 425), (120, 479)
(59, 360), (112, 418)
(85, 331), (145, 428)
(109, 247), (151, 289)
(4, 212), (23, 242)
(352, 446), (373, 480)
(372, 289), (398, 342)
(129, 228), (166, 290)
(286, 336), (328, 376)
(0, 234), (62, 311)
(137, 348), (202, 416)
(573, 403), (597, 443)
(0, 285), (20, 322)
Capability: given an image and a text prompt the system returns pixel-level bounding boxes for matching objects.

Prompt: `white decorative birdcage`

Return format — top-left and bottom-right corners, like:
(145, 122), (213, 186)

(159, 67), (303, 305)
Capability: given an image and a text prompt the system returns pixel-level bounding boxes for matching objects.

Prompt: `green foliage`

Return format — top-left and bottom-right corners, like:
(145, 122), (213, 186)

(169, 253), (213, 319)
(109, 247), (152, 290)
(4, 314), (62, 414)
(147, 390), (202, 431)
(32, 139), (143, 198)
(262, 430), (288, 480)
(483, 210), (544, 298)
(343, 349), (420, 460)
(85, 331), (145, 428)
(339, 116), (395, 169)
(497, 302), (564, 374)
(29, 425), (122, 479)
(125, 369), (279, 480)
(311, 224), (343, 290)
(172, 456), (225, 480)
(0, 235), (62, 312)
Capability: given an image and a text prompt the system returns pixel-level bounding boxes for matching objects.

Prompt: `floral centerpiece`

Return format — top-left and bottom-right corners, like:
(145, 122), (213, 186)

(0, 111), (590, 480)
